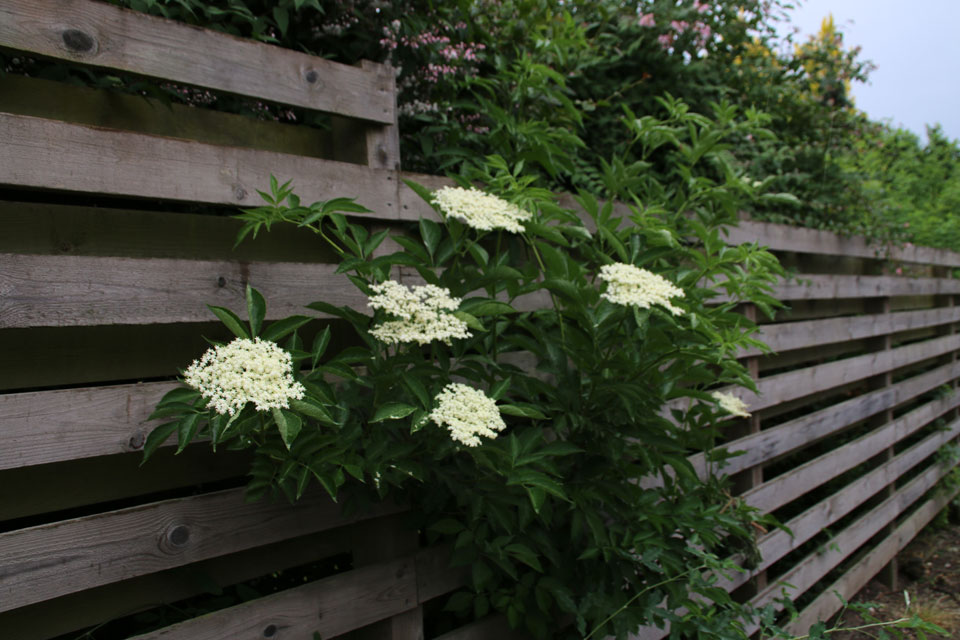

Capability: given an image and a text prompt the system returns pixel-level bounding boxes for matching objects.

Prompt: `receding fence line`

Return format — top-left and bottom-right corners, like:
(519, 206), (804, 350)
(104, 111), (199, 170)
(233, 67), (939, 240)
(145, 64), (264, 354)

(0, 1), (958, 639)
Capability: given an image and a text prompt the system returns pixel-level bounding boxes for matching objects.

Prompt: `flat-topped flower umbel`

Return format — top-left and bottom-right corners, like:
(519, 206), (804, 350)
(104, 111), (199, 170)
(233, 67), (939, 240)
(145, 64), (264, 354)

(184, 337), (305, 416)
(711, 391), (751, 418)
(597, 262), (685, 315)
(368, 280), (472, 345)
(429, 383), (506, 447)
(433, 186), (531, 233)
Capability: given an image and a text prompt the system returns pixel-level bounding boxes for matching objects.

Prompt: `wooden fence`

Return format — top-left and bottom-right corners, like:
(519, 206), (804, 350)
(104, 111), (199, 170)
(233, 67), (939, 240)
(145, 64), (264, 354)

(1, 2), (959, 638)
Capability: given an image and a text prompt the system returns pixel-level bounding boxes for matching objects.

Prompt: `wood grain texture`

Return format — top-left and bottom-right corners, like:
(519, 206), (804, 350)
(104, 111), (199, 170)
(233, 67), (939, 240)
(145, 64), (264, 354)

(743, 459), (955, 634)
(0, 0), (394, 124)
(742, 394), (960, 513)
(0, 487), (403, 612)
(786, 485), (960, 634)
(740, 306), (960, 357)
(129, 557), (417, 640)
(0, 113), (400, 214)
(0, 445), (251, 521)
(0, 252), (364, 329)
(709, 273), (960, 303)
(690, 359), (960, 479)
(729, 218), (960, 268)
(0, 74), (348, 162)
(0, 527), (352, 640)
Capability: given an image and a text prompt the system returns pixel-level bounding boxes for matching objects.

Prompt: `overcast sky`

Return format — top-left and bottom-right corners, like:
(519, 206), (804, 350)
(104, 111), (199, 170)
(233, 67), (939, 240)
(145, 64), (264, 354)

(777, 0), (960, 143)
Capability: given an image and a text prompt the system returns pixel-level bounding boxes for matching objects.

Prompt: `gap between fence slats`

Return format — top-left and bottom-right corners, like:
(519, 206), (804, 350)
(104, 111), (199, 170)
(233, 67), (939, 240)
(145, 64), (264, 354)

(0, 113), (400, 213)
(742, 392), (960, 513)
(0, 487), (403, 613)
(740, 307), (960, 358)
(786, 485), (960, 634)
(0, 0), (394, 124)
(129, 556), (417, 640)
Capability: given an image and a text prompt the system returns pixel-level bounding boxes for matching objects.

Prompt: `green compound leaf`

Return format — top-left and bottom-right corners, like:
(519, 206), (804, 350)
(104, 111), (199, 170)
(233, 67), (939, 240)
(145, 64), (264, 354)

(272, 407), (302, 449)
(261, 315), (312, 343)
(207, 305), (249, 339)
(370, 402), (417, 423)
(499, 404), (547, 420)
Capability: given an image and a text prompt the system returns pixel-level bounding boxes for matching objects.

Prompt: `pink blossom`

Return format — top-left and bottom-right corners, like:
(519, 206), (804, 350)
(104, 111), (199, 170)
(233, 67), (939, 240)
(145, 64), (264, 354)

(670, 20), (689, 33)
(638, 13), (655, 27)
(895, 267), (903, 275)
(694, 1), (710, 13)
(657, 33), (675, 49)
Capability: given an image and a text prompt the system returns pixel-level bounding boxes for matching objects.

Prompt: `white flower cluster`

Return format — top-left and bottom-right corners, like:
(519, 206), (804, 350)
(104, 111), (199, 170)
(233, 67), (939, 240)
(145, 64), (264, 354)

(429, 383), (506, 447)
(711, 391), (751, 418)
(433, 186), (531, 233)
(183, 337), (305, 416)
(597, 263), (685, 315)
(367, 280), (472, 345)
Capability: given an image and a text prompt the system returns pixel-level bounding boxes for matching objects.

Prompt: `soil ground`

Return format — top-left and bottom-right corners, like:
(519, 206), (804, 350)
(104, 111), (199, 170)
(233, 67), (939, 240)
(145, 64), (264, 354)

(828, 521), (960, 639)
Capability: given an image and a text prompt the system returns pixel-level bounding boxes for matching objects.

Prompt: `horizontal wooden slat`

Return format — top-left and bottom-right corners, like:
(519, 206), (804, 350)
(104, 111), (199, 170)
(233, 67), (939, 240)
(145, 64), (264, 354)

(737, 418), (960, 589)
(729, 218), (960, 268)
(0, 445), (251, 521)
(415, 546), (464, 604)
(739, 333), (960, 413)
(130, 555), (417, 640)
(741, 306), (960, 357)
(0, 487), (403, 612)
(0, 526), (353, 640)
(692, 360), (960, 479)
(0, 253), (363, 329)
(743, 458), (955, 634)
(0, 113), (400, 213)
(711, 273), (960, 304)
(628, 419), (960, 640)
(0, 0), (394, 124)
(787, 485), (960, 634)
(743, 392), (960, 512)
(0, 381), (174, 470)
(434, 615), (528, 640)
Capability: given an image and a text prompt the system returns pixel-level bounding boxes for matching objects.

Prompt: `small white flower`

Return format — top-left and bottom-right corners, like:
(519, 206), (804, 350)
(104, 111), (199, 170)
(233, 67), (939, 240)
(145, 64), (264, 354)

(598, 263), (685, 315)
(429, 383), (506, 447)
(711, 391), (751, 418)
(183, 337), (305, 416)
(368, 280), (471, 345)
(433, 186), (531, 233)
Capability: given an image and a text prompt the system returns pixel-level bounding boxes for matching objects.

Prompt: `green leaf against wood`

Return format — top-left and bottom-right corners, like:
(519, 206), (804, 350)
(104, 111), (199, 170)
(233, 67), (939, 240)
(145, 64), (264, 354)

(289, 398), (337, 426)
(207, 305), (250, 339)
(175, 413), (202, 454)
(311, 326), (331, 368)
(419, 218), (442, 259)
(459, 298), (517, 316)
(272, 407), (302, 449)
(452, 311), (485, 332)
(246, 285), (266, 336)
(261, 315), (312, 342)
(370, 402), (417, 423)
(140, 421), (177, 465)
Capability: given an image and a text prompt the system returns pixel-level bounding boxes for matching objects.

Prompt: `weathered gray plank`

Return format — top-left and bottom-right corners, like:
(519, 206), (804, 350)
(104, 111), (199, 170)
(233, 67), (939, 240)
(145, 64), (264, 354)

(740, 306), (960, 357)
(130, 556), (417, 640)
(433, 615), (528, 640)
(693, 359), (960, 479)
(415, 546), (464, 603)
(737, 418), (960, 589)
(742, 392), (960, 513)
(786, 486), (960, 635)
(0, 445), (250, 521)
(0, 526), (352, 640)
(0, 253), (364, 329)
(742, 458), (955, 635)
(0, 113), (401, 214)
(0, 0), (394, 124)
(0, 487), (403, 612)
(0, 74), (357, 162)
(729, 218), (960, 268)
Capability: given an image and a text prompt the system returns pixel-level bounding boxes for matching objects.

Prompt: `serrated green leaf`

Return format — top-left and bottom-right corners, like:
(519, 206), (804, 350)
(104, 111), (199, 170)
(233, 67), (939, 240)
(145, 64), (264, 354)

(452, 311), (485, 332)
(419, 218), (442, 259)
(175, 413), (202, 454)
(246, 285), (266, 336)
(370, 402), (417, 423)
(499, 404), (547, 420)
(311, 326), (331, 368)
(140, 421), (177, 465)
(207, 305), (249, 339)
(272, 407), (302, 449)
(261, 315), (312, 342)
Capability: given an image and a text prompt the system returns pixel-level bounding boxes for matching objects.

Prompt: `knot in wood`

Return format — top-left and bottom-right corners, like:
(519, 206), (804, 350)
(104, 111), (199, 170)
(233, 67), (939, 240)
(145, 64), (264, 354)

(127, 431), (145, 450)
(304, 69), (319, 84)
(61, 29), (97, 54)
(262, 624), (278, 637)
(234, 186), (247, 201)
(217, 276), (227, 288)
(169, 524), (190, 546)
